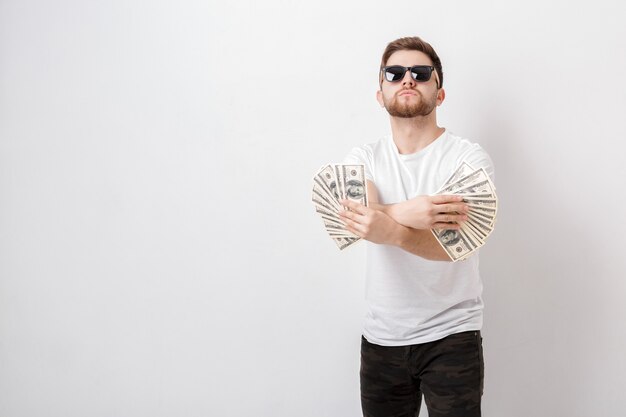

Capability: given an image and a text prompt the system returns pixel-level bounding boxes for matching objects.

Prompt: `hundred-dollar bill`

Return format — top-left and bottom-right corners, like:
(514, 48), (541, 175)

(458, 225), (481, 250)
(325, 224), (356, 235)
(316, 165), (341, 202)
(437, 168), (491, 195)
(437, 162), (475, 193)
(319, 214), (347, 229)
(456, 221), (490, 261)
(454, 177), (496, 196)
(332, 236), (360, 250)
(318, 207), (345, 221)
(467, 211), (495, 228)
(466, 202), (497, 213)
(465, 218), (491, 241)
(320, 214), (347, 229)
(312, 183), (342, 212)
(465, 200), (498, 220)
(313, 177), (341, 208)
(467, 210), (495, 227)
(318, 208), (348, 226)
(431, 228), (474, 261)
(462, 195), (497, 204)
(468, 205), (496, 218)
(462, 223), (485, 247)
(313, 175), (339, 207)
(328, 231), (360, 239)
(334, 164), (346, 203)
(459, 193), (496, 200)
(468, 209), (497, 226)
(312, 197), (335, 214)
(326, 225), (359, 238)
(341, 164), (368, 206)
(312, 200), (339, 221)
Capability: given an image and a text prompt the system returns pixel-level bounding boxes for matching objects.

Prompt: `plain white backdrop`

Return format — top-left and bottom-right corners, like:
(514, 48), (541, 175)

(1, 0), (626, 416)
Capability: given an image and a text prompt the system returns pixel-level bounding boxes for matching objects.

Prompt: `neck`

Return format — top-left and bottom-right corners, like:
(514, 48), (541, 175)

(389, 113), (445, 155)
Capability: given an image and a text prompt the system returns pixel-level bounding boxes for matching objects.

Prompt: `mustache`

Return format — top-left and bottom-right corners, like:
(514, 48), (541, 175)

(397, 88), (420, 96)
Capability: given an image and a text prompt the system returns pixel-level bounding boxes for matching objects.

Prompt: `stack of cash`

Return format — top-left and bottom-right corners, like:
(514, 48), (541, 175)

(431, 162), (498, 262)
(311, 164), (368, 250)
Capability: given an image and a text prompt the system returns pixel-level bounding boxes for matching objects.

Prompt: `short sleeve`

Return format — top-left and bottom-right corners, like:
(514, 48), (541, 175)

(342, 146), (374, 182)
(463, 145), (495, 184)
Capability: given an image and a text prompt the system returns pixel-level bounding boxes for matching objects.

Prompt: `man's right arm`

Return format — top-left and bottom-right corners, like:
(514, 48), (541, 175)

(367, 180), (468, 231)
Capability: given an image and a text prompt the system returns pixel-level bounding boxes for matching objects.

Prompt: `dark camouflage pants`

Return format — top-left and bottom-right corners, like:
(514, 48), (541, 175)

(360, 331), (484, 417)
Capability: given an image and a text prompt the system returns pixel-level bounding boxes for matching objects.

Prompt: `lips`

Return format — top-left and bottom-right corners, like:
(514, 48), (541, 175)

(399, 90), (417, 96)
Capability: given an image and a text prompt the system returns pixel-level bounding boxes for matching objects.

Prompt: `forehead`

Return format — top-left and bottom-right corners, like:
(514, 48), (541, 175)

(386, 50), (433, 67)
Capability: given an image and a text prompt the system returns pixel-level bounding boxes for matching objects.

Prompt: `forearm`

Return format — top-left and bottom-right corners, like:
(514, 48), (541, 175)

(392, 226), (451, 261)
(369, 201), (390, 213)
(372, 202), (451, 261)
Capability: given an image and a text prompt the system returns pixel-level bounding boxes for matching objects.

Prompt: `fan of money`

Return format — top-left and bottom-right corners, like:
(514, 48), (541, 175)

(311, 164), (368, 250)
(431, 162), (498, 262)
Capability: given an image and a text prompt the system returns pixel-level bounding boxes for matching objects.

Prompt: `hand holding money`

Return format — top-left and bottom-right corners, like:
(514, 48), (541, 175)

(338, 199), (403, 245)
(311, 164), (368, 250)
(431, 162), (498, 262)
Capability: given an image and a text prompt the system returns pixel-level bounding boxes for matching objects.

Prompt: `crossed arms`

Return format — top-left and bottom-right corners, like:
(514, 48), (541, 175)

(338, 181), (469, 261)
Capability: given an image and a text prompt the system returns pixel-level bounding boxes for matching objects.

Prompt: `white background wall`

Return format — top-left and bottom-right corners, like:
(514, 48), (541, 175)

(1, 1), (625, 416)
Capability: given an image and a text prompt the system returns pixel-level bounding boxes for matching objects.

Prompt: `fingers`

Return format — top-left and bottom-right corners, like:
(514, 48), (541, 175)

(437, 202), (469, 213)
(431, 194), (464, 205)
(339, 206), (368, 234)
(339, 205), (378, 237)
(339, 208), (362, 222)
(432, 222), (462, 230)
(340, 214), (366, 237)
(339, 201), (379, 239)
(339, 199), (368, 215)
(434, 213), (468, 224)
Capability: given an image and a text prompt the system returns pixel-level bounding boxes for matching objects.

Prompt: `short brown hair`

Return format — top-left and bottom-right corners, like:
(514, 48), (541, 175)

(379, 36), (443, 89)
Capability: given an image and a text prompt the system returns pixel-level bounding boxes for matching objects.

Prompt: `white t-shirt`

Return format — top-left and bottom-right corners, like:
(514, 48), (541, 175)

(343, 129), (495, 346)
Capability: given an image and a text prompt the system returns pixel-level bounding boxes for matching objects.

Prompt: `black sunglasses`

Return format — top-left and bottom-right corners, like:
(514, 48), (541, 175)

(380, 65), (438, 86)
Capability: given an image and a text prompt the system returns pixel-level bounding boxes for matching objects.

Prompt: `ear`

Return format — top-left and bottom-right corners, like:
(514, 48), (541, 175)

(376, 90), (384, 107)
(436, 88), (446, 106)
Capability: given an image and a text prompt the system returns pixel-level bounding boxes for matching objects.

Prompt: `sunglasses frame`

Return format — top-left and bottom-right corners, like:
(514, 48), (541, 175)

(380, 65), (440, 88)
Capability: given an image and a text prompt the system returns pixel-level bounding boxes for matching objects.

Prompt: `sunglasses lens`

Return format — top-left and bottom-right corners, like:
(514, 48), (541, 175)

(384, 66), (406, 82)
(411, 66), (432, 82)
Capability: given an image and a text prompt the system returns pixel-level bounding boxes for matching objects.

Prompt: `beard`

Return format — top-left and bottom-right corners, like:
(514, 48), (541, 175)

(383, 90), (437, 118)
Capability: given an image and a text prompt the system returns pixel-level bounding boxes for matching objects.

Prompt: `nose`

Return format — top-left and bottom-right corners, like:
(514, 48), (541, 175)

(401, 70), (416, 86)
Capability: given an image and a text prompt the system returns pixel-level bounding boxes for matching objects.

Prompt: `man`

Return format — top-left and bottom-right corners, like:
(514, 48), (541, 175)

(338, 36), (494, 417)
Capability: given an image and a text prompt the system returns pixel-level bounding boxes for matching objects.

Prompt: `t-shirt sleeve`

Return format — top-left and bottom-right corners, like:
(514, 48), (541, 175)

(463, 145), (495, 184)
(342, 146), (374, 182)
